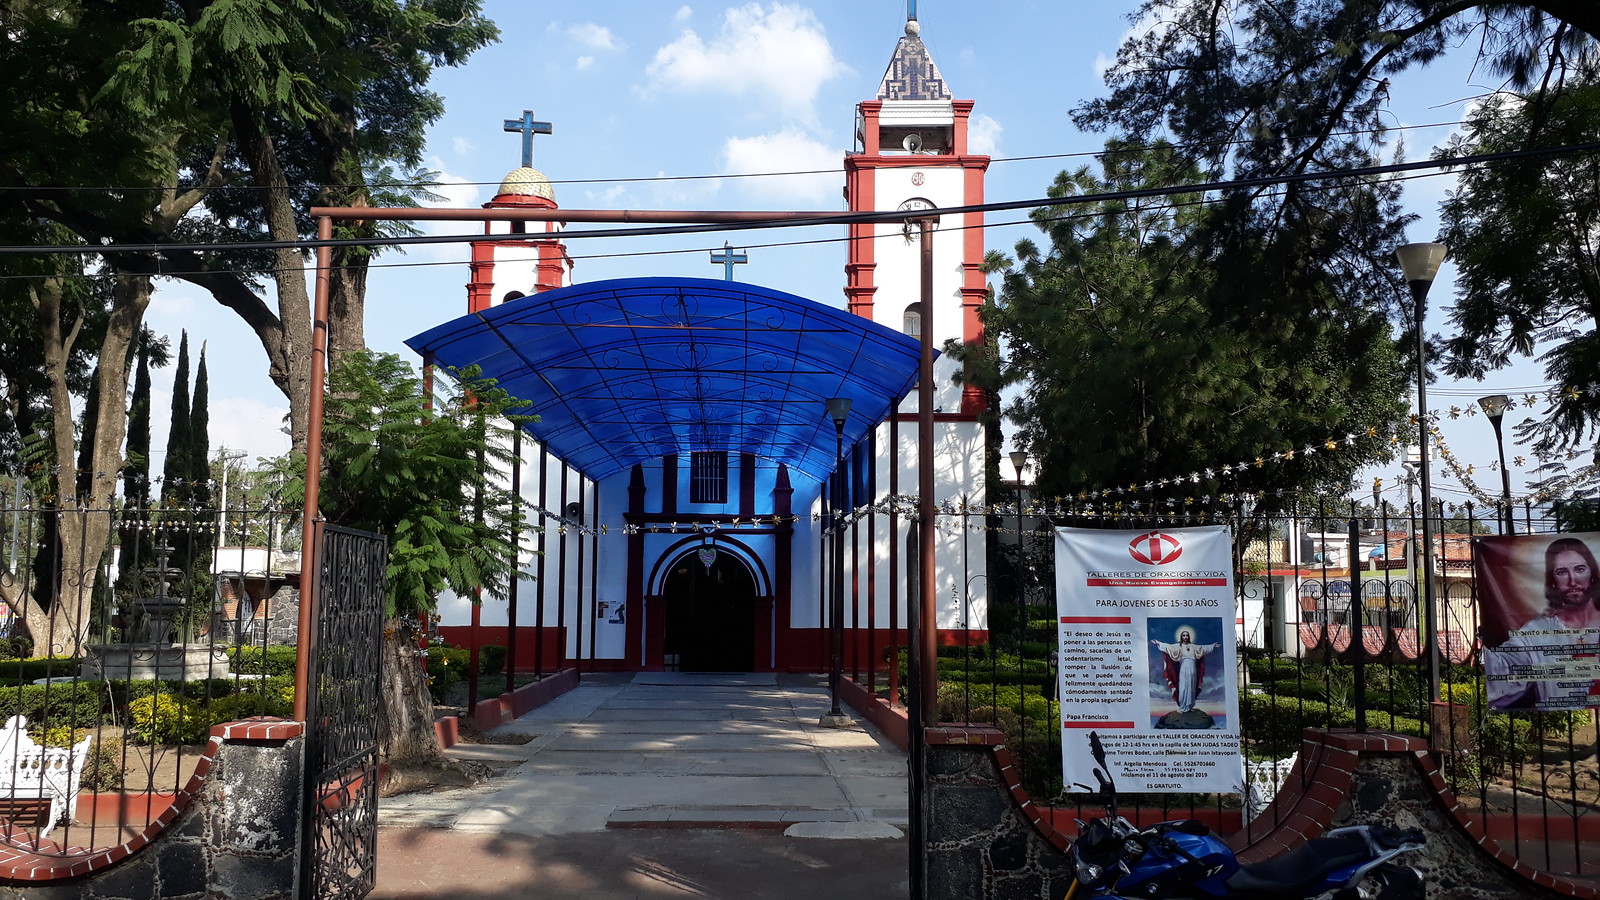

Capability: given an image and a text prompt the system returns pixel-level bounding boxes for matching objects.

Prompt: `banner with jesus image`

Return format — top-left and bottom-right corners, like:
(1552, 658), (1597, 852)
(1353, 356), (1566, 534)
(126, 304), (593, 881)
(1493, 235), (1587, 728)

(1055, 526), (1242, 794)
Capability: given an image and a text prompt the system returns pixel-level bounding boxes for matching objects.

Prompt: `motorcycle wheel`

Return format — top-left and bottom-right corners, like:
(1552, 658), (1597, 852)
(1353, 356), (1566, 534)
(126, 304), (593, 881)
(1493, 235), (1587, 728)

(1356, 863), (1425, 900)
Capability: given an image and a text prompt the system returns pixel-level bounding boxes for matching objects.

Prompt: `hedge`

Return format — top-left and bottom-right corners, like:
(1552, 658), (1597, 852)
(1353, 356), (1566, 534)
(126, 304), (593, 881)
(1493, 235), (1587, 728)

(226, 645), (299, 677)
(0, 682), (104, 731)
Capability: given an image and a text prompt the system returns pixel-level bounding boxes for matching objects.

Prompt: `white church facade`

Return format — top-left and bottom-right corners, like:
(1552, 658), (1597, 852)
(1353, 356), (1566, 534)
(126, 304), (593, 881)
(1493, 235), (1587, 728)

(423, 17), (992, 675)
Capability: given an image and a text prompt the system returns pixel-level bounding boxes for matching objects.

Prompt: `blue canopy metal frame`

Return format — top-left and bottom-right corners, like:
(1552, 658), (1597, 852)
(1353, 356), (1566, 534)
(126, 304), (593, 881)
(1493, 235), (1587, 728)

(405, 276), (931, 481)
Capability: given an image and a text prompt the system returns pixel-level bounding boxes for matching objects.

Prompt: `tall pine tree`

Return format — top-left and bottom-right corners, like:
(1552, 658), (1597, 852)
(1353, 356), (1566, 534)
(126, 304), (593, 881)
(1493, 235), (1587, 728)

(160, 332), (191, 508)
(189, 344), (210, 509)
(116, 338), (154, 600)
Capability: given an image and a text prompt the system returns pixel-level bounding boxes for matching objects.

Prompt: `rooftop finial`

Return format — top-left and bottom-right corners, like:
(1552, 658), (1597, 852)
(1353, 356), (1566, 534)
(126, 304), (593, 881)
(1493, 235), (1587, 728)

(905, 1), (920, 36)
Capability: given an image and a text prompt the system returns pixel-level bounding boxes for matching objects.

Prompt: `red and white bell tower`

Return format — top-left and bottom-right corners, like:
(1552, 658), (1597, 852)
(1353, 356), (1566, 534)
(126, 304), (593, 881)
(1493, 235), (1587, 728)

(467, 112), (573, 312)
(843, 15), (990, 416)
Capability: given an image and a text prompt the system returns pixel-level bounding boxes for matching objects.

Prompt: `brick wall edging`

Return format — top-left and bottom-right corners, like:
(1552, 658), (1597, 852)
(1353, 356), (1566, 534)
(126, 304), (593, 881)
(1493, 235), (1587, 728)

(467, 667), (581, 735)
(0, 717), (303, 883)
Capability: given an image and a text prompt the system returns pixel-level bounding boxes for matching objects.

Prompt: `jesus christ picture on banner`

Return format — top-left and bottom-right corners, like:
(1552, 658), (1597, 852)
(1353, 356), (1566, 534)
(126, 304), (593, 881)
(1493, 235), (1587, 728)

(1146, 617), (1228, 729)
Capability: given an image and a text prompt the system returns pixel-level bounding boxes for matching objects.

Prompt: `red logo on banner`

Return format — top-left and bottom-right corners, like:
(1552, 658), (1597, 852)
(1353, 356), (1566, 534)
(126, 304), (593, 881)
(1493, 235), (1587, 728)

(1129, 531), (1184, 565)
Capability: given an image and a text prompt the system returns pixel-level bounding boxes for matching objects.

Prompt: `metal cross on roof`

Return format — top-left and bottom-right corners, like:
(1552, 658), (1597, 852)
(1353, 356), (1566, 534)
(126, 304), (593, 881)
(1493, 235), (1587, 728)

(503, 110), (553, 168)
(710, 241), (748, 281)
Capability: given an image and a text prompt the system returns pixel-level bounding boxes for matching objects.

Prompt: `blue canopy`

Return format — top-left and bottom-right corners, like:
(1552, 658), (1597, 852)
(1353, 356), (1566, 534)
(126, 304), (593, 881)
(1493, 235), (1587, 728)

(405, 277), (931, 481)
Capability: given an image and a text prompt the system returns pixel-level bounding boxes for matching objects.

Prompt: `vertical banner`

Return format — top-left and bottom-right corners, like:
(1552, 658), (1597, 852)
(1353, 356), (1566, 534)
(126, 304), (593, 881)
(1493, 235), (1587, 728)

(1056, 526), (1242, 794)
(1477, 532), (1600, 712)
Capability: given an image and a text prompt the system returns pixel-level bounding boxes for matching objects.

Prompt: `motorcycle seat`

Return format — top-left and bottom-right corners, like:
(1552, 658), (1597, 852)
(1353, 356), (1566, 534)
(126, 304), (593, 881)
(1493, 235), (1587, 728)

(1225, 833), (1372, 896)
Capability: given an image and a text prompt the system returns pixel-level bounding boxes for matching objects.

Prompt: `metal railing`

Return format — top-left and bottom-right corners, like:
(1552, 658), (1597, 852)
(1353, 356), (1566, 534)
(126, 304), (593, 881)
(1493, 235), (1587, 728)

(844, 497), (1598, 882)
(0, 502), (297, 856)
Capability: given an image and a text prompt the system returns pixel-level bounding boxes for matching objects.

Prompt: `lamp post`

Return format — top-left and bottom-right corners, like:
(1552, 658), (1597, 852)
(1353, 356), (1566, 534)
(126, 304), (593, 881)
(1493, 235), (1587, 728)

(821, 397), (853, 727)
(1009, 450), (1028, 605)
(216, 449), (248, 545)
(1396, 241), (1447, 702)
(1477, 394), (1514, 534)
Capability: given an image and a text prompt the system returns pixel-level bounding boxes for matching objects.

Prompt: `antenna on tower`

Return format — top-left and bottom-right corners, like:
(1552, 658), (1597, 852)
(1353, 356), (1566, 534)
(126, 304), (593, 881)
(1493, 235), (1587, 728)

(907, 0), (917, 22)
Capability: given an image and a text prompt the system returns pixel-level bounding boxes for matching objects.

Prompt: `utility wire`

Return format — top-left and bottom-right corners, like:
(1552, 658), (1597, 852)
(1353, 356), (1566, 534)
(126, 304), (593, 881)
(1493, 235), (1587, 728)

(0, 166), (1460, 280)
(0, 116), (1508, 195)
(5, 139), (1597, 258)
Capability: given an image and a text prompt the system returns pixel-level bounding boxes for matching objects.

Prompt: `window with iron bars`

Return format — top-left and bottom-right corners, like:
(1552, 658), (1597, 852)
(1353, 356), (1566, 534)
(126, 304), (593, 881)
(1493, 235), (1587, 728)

(690, 451), (729, 504)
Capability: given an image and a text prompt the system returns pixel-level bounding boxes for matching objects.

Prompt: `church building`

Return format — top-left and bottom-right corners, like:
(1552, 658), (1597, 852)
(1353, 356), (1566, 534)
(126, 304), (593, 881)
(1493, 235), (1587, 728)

(414, 14), (991, 675)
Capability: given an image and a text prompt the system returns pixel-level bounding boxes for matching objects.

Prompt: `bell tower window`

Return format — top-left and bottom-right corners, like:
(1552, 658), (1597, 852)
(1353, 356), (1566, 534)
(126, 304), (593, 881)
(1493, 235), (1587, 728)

(903, 303), (923, 338)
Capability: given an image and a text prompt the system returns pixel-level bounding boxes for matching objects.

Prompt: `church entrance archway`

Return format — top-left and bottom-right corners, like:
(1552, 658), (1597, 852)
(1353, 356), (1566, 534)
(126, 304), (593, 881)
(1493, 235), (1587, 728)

(661, 549), (757, 672)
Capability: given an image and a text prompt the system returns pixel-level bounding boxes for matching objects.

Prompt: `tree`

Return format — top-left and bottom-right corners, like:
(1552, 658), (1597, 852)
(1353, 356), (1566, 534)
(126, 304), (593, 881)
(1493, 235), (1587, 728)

(275, 351), (531, 771)
(0, 1), (217, 656)
(189, 345), (211, 510)
(161, 332), (192, 508)
(90, 0), (497, 453)
(1077, 1), (1599, 469)
(984, 142), (1409, 502)
(1437, 76), (1600, 465)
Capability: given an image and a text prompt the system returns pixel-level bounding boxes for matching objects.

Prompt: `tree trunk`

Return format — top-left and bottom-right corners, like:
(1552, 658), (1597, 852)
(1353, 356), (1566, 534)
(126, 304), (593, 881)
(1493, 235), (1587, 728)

(231, 107), (314, 460)
(18, 271), (150, 656)
(378, 621), (441, 765)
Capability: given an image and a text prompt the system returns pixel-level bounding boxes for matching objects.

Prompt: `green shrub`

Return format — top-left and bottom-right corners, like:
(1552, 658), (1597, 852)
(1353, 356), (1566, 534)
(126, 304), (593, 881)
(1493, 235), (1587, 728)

(81, 736), (125, 792)
(0, 637), (33, 660)
(226, 646), (299, 677)
(481, 644), (507, 675)
(128, 693), (209, 745)
(207, 689), (292, 724)
(0, 682), (104, 731)
(426, 645), (470, 702)
(0, 656), (80, 686)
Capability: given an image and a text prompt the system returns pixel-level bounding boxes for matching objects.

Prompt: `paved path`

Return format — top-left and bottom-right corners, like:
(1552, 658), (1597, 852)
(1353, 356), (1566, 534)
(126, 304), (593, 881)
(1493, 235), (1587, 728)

(373, 673), (911, 899)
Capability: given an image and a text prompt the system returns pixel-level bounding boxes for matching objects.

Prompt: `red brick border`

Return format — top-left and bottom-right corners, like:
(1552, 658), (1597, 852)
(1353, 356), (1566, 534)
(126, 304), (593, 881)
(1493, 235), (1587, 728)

(471, 668), (580, 732)
(0, 717), (300, 883)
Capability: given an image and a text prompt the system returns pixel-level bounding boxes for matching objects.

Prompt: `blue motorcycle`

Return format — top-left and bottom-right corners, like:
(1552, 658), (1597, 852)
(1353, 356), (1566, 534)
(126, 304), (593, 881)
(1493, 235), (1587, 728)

(1065, 732), (1425, 900)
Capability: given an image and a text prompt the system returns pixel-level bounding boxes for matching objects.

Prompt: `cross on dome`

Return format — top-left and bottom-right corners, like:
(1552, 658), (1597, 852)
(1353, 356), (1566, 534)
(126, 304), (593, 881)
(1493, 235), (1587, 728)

(502, 110), (553, 168)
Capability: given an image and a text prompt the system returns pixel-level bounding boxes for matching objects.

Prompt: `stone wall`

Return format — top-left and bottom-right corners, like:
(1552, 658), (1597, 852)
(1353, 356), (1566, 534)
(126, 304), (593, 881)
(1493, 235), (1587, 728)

(0, 720), (304, 900)
(924, 728), (1074, 900)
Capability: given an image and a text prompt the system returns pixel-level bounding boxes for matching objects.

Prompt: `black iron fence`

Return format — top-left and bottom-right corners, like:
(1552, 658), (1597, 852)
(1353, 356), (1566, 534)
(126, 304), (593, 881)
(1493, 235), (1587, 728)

(850, 497), (1599, 882)
(0, 501), (298, 856)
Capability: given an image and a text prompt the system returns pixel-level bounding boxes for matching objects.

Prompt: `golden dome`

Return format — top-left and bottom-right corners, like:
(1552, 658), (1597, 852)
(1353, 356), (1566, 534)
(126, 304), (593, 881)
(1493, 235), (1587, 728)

(496, 166), (556, 202)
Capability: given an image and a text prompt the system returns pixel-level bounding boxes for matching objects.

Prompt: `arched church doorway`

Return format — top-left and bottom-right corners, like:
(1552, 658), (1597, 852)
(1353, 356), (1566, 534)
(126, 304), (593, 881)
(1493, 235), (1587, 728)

(661, 549), (757, 672)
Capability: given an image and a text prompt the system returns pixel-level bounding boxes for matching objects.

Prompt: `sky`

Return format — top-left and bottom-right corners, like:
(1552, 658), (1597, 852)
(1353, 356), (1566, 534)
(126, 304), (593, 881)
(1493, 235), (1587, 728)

(137, 0), (1558, 513)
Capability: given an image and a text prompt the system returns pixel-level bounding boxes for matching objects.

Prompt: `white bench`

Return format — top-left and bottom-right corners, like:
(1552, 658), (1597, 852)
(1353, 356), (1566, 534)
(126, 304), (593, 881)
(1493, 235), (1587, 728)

(0, 714), (91, 840)
(1242, 752), (1299, 821)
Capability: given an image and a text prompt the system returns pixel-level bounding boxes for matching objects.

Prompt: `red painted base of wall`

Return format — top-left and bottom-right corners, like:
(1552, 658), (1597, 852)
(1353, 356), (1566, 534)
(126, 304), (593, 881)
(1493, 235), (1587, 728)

(435, 625), (569, 672)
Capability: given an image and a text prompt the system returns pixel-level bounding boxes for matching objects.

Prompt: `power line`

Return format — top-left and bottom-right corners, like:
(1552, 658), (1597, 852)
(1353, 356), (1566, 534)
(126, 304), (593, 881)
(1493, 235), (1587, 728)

(6, 139), (1597, 259)
(0, 166), (1460, 280)
(0, 116), (1505, 195)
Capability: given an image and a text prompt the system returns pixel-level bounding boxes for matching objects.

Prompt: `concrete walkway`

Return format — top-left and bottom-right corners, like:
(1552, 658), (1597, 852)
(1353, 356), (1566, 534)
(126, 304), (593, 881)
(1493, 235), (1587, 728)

(373, 672), (911, 899)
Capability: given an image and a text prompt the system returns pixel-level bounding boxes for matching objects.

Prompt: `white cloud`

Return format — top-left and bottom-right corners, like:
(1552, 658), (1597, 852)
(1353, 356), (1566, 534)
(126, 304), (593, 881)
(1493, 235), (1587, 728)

(207, 396), (292, 463)
(644, 3), (848, 125)
(721, 129), (841, 203)
(584, 184), (633, 206)
(576, 55), (595, 71)
(675, 6), (693, 22)
(452, 136), (474, 157)
(968, 113), (1002, 156)
(564, 22), (621, 51)
(410, 164), (483, 262)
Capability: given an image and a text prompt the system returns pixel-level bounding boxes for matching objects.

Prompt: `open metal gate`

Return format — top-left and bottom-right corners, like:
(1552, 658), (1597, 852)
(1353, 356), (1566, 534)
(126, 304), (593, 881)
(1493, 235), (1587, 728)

(299, 522), (388, 899)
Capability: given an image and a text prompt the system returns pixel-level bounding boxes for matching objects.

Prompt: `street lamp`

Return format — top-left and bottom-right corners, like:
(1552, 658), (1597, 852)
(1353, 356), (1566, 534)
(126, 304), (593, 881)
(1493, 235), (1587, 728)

(820, 397), (853, 727)
(1395, 241), (1447, 702)
(216, 449), (248, 545)
(1477, 394), (1514, 534)
(1009, 450), (1028, 603)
